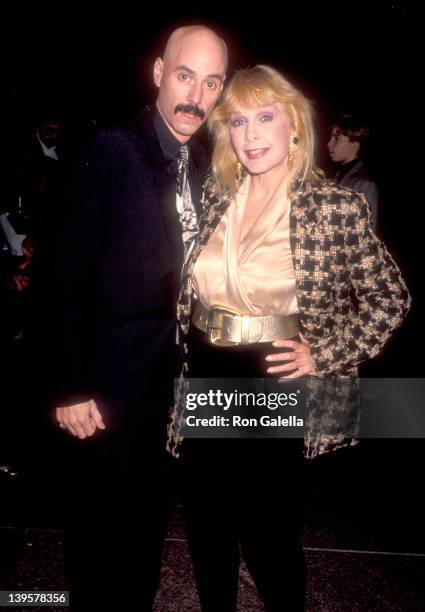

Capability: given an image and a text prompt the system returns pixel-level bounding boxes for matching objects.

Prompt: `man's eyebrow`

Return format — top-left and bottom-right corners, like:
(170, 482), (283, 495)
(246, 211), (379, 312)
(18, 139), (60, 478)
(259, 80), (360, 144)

(206, 73), (225, 81)
(175, 65), (224, 81)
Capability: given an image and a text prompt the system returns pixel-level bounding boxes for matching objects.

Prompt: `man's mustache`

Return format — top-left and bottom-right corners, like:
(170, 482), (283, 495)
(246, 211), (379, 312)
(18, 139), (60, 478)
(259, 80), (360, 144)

(174, 104), (205, 120)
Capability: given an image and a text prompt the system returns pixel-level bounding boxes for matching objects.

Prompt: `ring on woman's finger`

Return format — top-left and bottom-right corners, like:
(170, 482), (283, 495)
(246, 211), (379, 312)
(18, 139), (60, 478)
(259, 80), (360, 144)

(59, 423), (66, 429)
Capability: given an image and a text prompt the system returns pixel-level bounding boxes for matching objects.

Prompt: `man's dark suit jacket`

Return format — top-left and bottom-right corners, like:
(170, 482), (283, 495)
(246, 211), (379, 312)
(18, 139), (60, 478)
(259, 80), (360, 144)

(41, 105), (208, 415)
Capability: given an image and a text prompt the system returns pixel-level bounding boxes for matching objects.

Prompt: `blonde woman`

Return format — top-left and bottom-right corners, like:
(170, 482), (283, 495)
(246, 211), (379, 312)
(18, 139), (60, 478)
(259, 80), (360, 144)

(169, 65), (410, 611)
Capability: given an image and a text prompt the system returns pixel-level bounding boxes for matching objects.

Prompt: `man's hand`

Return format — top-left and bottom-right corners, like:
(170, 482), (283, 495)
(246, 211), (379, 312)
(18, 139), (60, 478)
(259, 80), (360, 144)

(9, 261), (31, 292)
(265, 333), (317, 380)
(56, 399), (106, 439)
(10, 269), (30, 292)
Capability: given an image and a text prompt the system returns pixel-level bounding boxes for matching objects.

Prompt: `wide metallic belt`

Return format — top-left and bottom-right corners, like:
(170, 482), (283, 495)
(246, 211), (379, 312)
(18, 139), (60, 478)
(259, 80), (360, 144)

(192, 302), (300, 347)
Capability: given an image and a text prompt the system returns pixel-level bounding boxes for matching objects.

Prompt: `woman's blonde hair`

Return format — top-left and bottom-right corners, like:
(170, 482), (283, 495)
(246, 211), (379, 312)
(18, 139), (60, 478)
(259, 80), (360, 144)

(208, 64), (323, 196)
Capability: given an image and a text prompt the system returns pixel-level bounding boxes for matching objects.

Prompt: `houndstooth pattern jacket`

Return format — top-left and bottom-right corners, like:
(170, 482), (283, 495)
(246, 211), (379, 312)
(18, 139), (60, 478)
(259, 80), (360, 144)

(167, 175), (411, 458)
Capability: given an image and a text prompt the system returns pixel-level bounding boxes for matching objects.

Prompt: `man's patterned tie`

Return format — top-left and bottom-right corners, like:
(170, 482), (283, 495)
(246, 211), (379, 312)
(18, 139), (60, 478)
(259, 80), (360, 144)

(176, 144), (199, 257)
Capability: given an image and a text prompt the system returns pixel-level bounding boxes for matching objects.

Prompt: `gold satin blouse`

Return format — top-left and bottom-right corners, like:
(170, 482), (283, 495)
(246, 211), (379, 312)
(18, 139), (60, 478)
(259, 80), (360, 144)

(193, 175), (298, 316)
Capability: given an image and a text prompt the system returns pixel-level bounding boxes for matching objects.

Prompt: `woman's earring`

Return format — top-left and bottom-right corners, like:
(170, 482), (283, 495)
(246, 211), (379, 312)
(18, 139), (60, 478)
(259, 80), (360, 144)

(235, 160), (244, 182)
(288, 134), (300, 168)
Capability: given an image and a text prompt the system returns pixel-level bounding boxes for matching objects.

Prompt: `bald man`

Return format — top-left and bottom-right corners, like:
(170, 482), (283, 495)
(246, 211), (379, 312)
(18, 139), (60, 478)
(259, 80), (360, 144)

(43, 26), (227, 610)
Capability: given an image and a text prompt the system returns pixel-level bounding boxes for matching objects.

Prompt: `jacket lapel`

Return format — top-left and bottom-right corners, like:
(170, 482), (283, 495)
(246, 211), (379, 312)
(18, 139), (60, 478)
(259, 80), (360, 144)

(190, 180), (232, 269)
(135, 107), (184, 265)
(187, 140), (209, 218)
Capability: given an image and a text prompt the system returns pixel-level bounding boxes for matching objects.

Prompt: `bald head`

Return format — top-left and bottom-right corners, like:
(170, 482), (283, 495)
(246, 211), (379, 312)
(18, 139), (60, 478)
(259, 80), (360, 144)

(153, 25), (228, 143)
(163, 26), (228, 71)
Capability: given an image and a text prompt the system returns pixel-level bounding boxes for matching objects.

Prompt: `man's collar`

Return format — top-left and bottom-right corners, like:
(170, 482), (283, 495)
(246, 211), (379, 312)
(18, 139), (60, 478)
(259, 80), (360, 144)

(36, 133), (58, 160)
(338, 157), (361, 180)
(153, 107), (188, 160)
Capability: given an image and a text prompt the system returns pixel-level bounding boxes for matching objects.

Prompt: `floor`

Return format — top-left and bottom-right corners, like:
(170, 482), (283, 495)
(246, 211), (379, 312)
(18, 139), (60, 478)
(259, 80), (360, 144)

(1, 440), (424, 611)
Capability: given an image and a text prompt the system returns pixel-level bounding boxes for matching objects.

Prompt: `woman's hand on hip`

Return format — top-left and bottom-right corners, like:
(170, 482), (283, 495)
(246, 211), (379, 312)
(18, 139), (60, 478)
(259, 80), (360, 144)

(265, 333), (317, 380)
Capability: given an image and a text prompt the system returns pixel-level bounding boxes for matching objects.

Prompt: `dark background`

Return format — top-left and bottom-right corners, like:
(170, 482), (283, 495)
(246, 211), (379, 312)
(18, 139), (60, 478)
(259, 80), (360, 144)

(1, 2), (424, 592)
(8, 1), (418, 371)
(3, 0), (421, 412)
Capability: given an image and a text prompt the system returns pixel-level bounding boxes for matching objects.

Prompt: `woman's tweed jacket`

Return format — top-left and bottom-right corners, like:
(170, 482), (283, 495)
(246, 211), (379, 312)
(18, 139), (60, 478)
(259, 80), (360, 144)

(167, 175), (411, 458)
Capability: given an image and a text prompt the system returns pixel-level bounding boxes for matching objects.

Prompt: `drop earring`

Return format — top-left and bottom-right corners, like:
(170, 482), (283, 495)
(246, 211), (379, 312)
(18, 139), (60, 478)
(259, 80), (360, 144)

(288, 134), (300, 168)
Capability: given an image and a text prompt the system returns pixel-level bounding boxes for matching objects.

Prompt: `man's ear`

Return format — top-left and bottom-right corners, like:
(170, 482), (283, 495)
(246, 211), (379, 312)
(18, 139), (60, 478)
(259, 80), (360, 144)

(153, 57), (164, 88)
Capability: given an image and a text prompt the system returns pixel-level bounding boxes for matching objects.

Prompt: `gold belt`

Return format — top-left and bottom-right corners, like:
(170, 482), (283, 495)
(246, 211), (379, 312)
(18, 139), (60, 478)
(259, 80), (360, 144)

(192, 302), (300, 347)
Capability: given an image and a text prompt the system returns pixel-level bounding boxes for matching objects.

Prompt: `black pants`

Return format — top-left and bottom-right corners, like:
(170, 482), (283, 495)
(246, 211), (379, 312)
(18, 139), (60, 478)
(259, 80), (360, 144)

(180, 325), (306, 611)
(62, 402), (174, 612)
